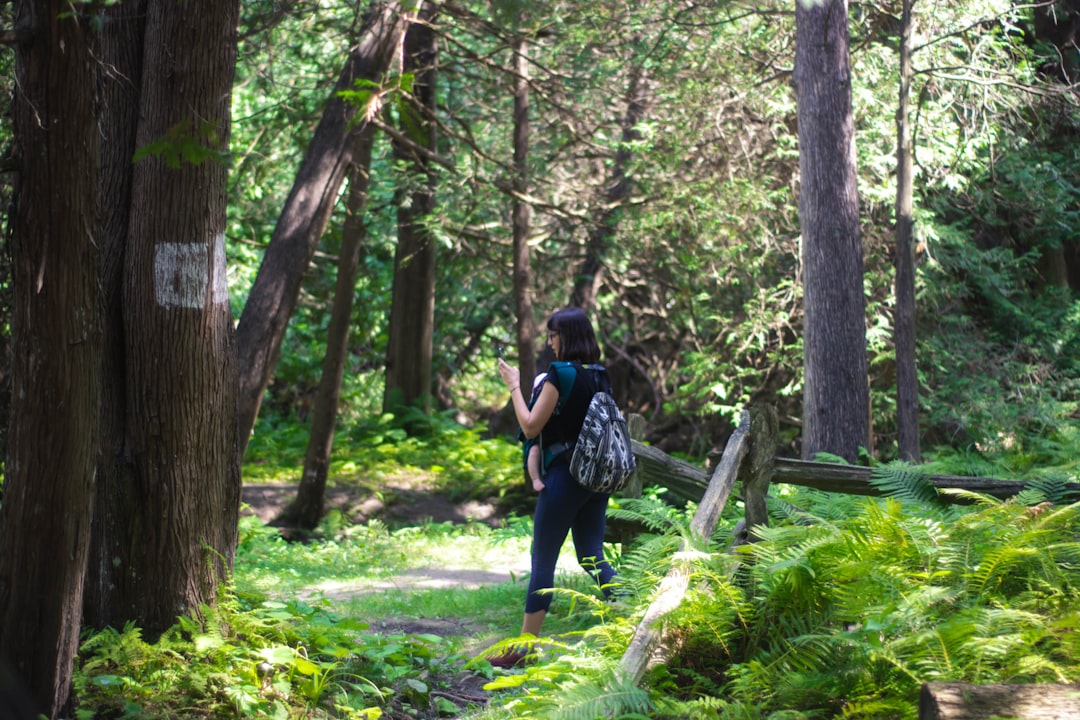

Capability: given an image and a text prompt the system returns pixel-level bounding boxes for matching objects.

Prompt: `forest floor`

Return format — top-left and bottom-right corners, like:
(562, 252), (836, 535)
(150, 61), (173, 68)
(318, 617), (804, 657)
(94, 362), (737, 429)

(240, 479), (527, 717)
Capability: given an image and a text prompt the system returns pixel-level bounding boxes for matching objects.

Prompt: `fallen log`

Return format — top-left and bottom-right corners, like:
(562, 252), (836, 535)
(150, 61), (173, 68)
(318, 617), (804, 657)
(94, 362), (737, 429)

(919, 681), (1080, 720)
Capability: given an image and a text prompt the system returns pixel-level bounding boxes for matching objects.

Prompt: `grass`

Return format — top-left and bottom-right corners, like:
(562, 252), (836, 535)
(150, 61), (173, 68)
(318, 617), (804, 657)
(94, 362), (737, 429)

(76, 506), (625, 719)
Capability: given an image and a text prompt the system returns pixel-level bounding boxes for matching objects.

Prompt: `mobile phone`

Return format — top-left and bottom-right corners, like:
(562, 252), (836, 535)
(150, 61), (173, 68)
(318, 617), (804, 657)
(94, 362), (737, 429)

(496, 345), (505, 359)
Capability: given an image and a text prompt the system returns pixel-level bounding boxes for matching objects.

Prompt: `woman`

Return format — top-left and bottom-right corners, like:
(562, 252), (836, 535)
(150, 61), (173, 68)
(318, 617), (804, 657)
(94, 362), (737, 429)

(491, 307), (619, 668)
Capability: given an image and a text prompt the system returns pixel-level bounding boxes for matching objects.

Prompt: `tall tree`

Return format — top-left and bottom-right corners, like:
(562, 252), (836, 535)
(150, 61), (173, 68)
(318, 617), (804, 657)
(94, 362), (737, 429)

(794, 0), (870, 462)
(235, 1), (412, 454)
(893, 0), (919, 461)
(119, 0), (242, 636)
(510, 33), (537, 385)
(383, 1), (438, 415)
(83, 0), (144, 631)
(2, 0), (242, 713)
(286, 126), (377, 530)
(0, 2), (101, 714)
(570, 59), (651, 313)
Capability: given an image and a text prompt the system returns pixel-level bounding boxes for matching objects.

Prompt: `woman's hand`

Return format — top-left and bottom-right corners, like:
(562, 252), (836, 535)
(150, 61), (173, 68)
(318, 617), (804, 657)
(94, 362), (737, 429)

(497, 357), (520, 393)
(531, 476), (546, 492)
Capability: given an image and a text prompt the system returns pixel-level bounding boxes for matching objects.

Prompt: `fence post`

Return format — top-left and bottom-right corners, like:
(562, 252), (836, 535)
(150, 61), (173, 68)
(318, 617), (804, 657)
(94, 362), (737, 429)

(736, 402), (777, 545)
(618, 410), (751, 686)
(623, 413), (646, 500)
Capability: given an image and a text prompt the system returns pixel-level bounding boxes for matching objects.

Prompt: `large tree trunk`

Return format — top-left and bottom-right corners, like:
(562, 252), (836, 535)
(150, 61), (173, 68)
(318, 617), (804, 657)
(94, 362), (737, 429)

(121, 0), (241, 637)
(84, 0), (147, 631)
(286, 126), (377, 530)
(236, 1), (412, 454)
(570, 60), (651, 312)
(511, 35), (537, 386)
(794, 0), (870, 463)
(0, 3), (102, 715)
(383, 3), (438, 416)
(894, 0), (920, 462)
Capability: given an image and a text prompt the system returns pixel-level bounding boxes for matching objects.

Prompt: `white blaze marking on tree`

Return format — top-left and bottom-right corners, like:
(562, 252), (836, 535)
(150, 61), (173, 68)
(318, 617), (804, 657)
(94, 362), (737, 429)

(154, 233), (228, 309)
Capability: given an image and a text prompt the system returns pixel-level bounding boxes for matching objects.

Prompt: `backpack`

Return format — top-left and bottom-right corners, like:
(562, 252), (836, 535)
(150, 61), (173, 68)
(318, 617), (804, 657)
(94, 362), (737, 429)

(567, 374), (637, 494)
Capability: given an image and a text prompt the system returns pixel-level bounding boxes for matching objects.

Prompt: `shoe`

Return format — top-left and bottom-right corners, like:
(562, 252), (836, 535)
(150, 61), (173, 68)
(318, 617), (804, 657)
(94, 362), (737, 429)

(486, 647), (531, 668)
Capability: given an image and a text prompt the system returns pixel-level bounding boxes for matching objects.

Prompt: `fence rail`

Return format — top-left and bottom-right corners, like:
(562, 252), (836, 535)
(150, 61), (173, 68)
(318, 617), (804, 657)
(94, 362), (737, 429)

(628, 410), (1080, 504)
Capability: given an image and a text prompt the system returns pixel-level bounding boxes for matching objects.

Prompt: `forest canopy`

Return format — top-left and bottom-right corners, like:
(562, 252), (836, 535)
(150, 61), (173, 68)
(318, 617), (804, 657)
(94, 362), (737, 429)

(220, 0), (1080, 466)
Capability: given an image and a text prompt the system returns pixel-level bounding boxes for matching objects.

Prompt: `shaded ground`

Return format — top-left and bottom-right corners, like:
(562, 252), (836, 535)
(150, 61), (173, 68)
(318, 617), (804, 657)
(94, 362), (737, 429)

(241, 479), (510, 529)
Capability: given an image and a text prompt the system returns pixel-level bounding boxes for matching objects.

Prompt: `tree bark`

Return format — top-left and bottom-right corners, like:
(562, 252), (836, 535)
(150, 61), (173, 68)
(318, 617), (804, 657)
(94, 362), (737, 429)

(287, 126), (377, 530)
(894, 0), (920, 462)
(84, 0), (147, 632)
(0, 3), (101, 714)
(236, 1), (411, 454)
(121, 0), (242, 637)
(794, 0), (870, 463)
(511, 34), (537, 386)
(383, 2), (438, 416)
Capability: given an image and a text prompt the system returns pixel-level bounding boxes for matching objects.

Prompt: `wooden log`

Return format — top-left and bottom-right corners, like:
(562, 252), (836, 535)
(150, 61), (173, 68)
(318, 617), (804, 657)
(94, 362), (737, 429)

(618, 411), (750, 685)
(919, 681), (1080, 720)
(630, 440), (709, 502)
(631, 445), (1080, 506)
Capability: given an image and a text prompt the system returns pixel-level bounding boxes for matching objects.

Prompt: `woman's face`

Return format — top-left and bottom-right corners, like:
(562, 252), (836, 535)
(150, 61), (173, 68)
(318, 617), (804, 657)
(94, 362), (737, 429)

(547, 328), (561, 360)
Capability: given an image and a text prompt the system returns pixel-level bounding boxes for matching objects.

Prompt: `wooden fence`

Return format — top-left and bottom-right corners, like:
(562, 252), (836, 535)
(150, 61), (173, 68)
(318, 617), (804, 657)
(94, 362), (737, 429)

(616, 404), (1080, 718)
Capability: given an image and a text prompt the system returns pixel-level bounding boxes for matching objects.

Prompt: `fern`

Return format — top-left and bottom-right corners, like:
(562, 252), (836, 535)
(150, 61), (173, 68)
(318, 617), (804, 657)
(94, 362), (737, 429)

(541, 676), (653, 720)
(1017, 474), (1076, 505)
(868, 462), (943, 506)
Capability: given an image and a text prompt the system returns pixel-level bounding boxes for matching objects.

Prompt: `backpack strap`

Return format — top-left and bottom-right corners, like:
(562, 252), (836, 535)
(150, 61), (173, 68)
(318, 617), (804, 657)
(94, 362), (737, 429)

(541, 361), (579, 470)
(549, 361), (577, 414)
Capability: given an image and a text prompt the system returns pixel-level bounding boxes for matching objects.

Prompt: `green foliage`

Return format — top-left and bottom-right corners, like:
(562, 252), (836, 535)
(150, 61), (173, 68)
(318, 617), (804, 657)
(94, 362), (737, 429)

(867, 462), (944, 507)
(74, 592), (440, 719)
(132, 118), (231, 168)
(244, 407), (525, 510)
(644, 488), (1080, 719)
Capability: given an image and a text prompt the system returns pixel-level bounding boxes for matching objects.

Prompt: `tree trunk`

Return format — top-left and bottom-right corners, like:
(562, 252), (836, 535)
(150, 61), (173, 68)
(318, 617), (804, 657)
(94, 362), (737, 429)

(894, 0), (920, 462)
(287, 126), (377, 530)
(236, 1), (412, 454)
(121, 0), (241, 637)
(794, 0), (870, 463)
(0, 3), (101, 714)
(84, 0), (147, 632)
(570, 60), (651, 312)
(511, 35), (537, 386)
(383, 3), (438, 416)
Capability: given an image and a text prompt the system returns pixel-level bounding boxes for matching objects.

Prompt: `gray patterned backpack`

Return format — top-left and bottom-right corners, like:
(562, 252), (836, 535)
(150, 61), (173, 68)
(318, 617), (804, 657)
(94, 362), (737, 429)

(568, 378), (637, 494)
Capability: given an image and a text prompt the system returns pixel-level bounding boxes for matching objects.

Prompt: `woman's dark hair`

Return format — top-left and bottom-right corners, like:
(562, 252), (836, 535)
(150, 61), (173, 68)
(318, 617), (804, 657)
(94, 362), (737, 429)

(547, 307), (601, 363)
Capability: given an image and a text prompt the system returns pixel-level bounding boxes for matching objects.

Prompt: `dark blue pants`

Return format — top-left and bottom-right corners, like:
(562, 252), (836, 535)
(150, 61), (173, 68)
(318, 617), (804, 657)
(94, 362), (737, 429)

(525, 463), (617, 614)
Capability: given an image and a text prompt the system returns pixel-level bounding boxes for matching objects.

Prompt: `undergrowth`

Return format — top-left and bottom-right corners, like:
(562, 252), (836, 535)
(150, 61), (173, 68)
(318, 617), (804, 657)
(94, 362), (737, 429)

(71, 416), (1080, 719)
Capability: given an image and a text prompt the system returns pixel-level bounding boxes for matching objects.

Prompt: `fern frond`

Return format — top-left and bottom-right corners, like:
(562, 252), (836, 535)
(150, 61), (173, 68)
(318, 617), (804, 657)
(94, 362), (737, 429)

(939, 487), (1003, 505)
(544, 680), (653, 720)
(868, 462), (942, 506)
(768, 496), (828, 527)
